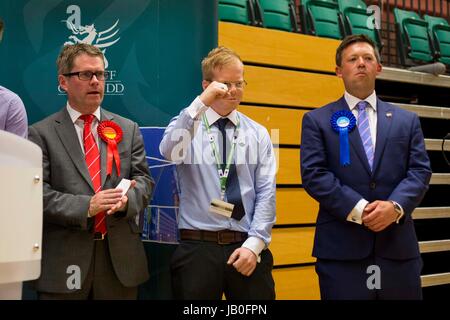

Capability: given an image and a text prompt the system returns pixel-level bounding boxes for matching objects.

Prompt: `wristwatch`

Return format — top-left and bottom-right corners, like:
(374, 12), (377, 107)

(389, 200), (404, 224)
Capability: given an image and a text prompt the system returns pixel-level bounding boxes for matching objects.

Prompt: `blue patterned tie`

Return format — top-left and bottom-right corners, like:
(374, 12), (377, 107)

(357, 101), (374, 170)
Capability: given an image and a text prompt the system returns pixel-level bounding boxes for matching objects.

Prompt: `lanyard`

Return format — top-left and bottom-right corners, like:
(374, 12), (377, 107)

(202, 113), (240, 200)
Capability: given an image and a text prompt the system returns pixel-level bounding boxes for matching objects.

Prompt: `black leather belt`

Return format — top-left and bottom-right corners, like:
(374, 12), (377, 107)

(93, 232), (106, 241)
(180, 229), (247, 245)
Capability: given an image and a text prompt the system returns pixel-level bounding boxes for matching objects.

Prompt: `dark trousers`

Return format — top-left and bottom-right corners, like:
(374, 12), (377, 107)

(171, 240), (275, 300)
(316, 255), (423, 300)
(38, 238), (137, 300)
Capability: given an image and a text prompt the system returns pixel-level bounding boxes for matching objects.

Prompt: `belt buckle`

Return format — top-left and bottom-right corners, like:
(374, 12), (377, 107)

(93, 232), (105, 241)
(217, 231), (230, 245)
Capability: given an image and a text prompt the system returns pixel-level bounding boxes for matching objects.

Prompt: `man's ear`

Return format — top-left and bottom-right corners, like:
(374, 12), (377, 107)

(58, 74), (68, 92)
(376, 63), (382, 75)
(202, 80), (210, 91)
(335, 66), (343, 78)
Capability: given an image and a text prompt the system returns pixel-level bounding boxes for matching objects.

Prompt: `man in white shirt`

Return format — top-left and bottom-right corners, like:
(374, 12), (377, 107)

(160, 46), (276, 299)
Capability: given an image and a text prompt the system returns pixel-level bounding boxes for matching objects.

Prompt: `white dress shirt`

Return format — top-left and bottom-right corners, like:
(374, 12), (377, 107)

(66, 103), (101, 153)
(66, 104), (102, 217)
(160, 97), (277, 258)
(344, 91), (404, 224)
(345, 91), (377, 224)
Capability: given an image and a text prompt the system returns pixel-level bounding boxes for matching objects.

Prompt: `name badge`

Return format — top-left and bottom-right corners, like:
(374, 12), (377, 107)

(209, 199), (234, 218)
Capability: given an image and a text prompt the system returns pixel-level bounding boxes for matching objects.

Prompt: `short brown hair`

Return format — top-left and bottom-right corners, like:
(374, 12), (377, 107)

(56, 43), (104, 75)
(336, 34), (381, 66)
(201, 46), (243, 80)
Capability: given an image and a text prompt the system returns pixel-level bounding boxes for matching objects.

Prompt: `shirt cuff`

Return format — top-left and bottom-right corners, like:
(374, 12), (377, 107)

(393, 201), (405, 223)
(187, 96), (208, 120)
(346, 199), (369, 224)
(242, 236), (265, 263)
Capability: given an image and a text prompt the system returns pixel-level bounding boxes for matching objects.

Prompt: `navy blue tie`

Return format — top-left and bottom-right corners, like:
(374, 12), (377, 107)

(216, 118), (245, 221)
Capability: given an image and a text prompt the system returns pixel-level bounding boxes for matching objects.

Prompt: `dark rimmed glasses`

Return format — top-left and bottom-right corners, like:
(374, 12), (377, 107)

(63, 71), (108, 81)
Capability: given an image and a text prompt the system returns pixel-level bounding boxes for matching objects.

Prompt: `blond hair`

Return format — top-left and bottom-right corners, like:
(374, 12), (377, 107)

(201, 46), (243, 80)
(56, 43), (104, 75)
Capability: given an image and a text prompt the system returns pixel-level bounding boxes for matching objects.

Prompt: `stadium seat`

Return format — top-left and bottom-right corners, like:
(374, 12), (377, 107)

(218, 0), (258, 26)
(423, 14), (450, 66)
(394, 8), (435, 65)
(300, 0), (345, 39)
(254, 0), (299, 32)
(337, 0), (383, 51)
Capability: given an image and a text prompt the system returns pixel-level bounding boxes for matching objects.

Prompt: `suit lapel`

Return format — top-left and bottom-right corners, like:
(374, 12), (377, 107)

(372, 99), (393, 173)
(54, 108), (95, 191)
(336, 97), (372, 174)
(99, 110), (115, 188)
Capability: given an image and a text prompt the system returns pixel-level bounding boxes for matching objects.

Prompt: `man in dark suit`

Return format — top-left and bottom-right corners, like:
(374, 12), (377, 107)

(300, 35), (432, 299)
(28, 43), (153, 299)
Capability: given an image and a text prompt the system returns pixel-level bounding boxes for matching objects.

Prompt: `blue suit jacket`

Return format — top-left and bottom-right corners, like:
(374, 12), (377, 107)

(300, 96), (432, 260)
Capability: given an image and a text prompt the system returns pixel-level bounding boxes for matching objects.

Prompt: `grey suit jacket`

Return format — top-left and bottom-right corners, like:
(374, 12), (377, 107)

(28, 107), (153, 293)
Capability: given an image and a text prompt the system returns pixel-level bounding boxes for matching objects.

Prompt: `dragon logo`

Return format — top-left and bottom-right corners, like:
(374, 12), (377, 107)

(62, 6), (120, 69)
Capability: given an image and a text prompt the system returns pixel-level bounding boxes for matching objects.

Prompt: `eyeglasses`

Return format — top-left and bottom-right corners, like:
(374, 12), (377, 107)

(63, 71), (108, 81)
(223, 80), (247, 90)
(207, 80), (247, 90)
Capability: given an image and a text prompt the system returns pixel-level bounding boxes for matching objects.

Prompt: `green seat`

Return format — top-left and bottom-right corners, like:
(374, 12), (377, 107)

(424, 15), (450, 66)
(219, 0), (258, 26)
(394, 8), (434, 65)
(300, 0), (344, 39)
(337, 0), (383, 51)
(255, 0), (299, 32)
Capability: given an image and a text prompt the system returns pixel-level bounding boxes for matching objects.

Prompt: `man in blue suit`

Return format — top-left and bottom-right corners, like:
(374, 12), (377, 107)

(300, 35), (432, 299)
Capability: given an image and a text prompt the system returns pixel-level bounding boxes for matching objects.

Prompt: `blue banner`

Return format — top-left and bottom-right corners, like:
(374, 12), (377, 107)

(141, 127), (179, 243)
(0, 0), (217, 126)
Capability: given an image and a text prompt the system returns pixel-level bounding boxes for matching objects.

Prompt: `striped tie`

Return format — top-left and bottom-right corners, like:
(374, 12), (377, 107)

(80, 114), (106, 236)
(357, 101), (374, 170)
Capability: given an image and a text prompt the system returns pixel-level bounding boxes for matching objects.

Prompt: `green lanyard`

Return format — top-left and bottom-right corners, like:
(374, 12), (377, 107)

(202, 113), (240, 200)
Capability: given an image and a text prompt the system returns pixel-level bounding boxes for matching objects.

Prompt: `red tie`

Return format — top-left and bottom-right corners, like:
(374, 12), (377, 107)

(79, 114), (106, 236)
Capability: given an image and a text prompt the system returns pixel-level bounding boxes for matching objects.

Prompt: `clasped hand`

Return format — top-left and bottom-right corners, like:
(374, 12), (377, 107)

(88, 180), (136, 216)
(362, 200), (398, 232)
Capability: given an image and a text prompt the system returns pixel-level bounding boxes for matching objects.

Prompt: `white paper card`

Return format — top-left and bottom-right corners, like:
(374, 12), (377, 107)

(116, 178), (131, 197)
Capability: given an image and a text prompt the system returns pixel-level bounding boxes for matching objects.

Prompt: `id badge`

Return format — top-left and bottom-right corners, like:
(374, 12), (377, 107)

(209, 198), (234, 218)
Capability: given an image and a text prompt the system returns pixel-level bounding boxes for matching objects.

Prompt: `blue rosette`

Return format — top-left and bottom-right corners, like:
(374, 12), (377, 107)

(331, 110), (356, 166)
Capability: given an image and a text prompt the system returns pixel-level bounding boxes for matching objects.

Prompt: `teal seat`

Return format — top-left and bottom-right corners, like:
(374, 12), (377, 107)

(219, 0), (258, 26)
(394, 8), (434, 65)
(255, 0), (299, 32)
(300, 0), (344, 39)
(424, 15), (450, 66)
(337, 0), (383, 51)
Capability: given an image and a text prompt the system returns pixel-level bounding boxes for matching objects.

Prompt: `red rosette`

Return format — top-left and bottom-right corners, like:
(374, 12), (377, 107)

(97, 120), (123, 176)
